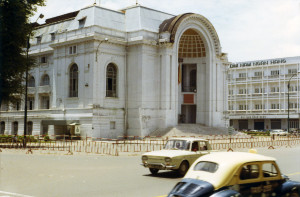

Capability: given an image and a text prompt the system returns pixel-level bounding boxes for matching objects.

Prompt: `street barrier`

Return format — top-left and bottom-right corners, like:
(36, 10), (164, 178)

(0, 134), (300, 156)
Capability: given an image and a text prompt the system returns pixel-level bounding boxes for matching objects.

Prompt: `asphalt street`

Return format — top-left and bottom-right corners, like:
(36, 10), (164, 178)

(0, 146), (299, 197)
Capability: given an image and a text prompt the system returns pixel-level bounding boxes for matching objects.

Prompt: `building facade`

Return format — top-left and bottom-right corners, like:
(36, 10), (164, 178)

(227, 56), (300, 131)
(0, 4), (228, 138)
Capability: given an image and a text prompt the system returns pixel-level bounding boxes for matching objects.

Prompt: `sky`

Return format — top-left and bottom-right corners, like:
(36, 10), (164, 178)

(32, 0), (300, 62)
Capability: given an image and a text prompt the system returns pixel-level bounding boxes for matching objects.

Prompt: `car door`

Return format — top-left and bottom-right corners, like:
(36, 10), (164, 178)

(236, 162), (282, 197)
(236, 162), (262, 196)
(188, 141), (208, 164)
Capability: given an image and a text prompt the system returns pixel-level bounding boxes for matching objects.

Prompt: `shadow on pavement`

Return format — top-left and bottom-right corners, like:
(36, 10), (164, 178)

(143, 171), (182, 179)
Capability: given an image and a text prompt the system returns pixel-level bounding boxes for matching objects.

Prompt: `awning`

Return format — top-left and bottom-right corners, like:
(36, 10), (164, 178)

(69, 122), (80, 126)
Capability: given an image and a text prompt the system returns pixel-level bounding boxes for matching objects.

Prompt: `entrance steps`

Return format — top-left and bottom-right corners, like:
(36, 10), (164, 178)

(149, 124), (229, 137)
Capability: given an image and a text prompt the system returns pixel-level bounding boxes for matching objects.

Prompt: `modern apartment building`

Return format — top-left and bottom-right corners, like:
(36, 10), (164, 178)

(227, 56), (300, 131)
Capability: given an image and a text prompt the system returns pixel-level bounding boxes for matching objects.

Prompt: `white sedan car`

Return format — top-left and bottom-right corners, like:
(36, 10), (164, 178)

(270, 129), (288, 136)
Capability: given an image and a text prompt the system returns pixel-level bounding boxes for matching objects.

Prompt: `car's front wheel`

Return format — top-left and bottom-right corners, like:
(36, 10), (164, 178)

(149, 168), (159, 175)
(178, 161), (189, 176)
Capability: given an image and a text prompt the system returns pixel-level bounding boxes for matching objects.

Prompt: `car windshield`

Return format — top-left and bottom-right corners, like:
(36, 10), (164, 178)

(194, 161), (219, 173)
(164, 140), (190, 150)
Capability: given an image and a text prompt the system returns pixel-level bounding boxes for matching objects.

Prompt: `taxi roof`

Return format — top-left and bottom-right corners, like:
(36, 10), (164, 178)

(197, 152), (275, 164)
(185, 152), (276, 190)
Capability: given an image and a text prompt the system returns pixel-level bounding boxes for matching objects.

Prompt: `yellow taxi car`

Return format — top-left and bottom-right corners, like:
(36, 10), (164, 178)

(168, 152), (300, 197)
(141, 138), (212, 176)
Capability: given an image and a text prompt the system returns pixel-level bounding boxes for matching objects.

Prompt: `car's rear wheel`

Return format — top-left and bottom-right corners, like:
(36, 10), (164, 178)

(178, 161), (189, 176)
(149, 168), (159, 175)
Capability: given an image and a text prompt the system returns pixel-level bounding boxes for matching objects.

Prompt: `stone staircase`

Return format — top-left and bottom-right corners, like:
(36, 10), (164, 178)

(149, 124), (229, 137)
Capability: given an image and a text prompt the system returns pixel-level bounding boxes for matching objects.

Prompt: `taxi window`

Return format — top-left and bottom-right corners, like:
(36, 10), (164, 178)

(164, 140), (190, 150)
(194, 161), (218, 173)
(199, 141), (208, 150)
(262, 163), (278, 177)
(239, 164), (259, 180)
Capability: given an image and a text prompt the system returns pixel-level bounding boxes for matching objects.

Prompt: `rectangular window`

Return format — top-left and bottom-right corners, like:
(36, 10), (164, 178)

(239, 73), (247, 78)
(271, 104), (280, 109)
(238, 89), (247, 94)
(254, 71), (262, 77)
(239, 105), (247, 110)
(28, 97), (35, 110)
(36, 36), (42, 44)
(229, 90), (233, 95)
(271, 87), (280, 92)
(41, 96), (50, 109)
(51, 33), (55, 41)
(69, 46), (77, 54)
(254, 104), (264, 110)
(12, 100), (21, 111)
(271, 70), (279, 76)
(229, 105), (233, 110)
(289, 103), (297, 109)
(288, 69), (297, 74)
(78, 17), (86, 28)
(41, 56), (47, 63)
(289, 85), (298, 92)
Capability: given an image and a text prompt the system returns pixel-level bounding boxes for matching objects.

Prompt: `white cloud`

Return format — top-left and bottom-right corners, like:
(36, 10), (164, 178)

(33, 0), (300, 62)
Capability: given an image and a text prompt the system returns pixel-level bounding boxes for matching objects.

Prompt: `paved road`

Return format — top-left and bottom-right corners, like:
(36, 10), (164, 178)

(0, 147), (299, 197)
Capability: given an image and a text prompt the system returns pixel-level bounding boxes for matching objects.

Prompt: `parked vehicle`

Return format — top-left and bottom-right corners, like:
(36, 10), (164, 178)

(167, 151), (300, 197)
(270, 129), (288, 136)
(141, 138), (213, 176)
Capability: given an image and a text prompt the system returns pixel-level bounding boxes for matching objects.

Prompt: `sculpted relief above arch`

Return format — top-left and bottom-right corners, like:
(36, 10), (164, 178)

(159, 13), (221, 56)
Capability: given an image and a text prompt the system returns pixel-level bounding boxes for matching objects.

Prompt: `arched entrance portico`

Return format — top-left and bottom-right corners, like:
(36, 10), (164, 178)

(159, 13), (226, 128)
(178, 29), (207, 124)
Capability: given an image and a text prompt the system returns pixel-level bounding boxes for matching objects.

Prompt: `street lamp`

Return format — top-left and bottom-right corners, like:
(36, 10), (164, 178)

(95, 38), (108, 62)
(23, 14), (44, 148)
(287, 72), (300, 134)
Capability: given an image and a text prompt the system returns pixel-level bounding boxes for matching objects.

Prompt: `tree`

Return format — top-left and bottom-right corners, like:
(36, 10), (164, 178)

(0, 0), (45, 107)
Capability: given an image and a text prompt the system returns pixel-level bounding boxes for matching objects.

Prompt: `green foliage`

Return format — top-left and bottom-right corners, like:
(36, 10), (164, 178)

(44, 134), (50, 141)
(0, 0), (45, 106)
(243, 131), (270, 136)
(0, 135), (38, 143)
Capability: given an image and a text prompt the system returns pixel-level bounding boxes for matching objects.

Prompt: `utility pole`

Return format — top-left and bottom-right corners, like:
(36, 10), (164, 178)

(23, 14), (44, 148)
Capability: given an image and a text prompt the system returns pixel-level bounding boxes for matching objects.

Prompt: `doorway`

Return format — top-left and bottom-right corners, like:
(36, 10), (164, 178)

(181, 105), (196, 123)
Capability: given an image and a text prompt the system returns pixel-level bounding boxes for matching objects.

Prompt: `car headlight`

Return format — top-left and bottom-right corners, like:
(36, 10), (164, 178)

(142, 156), (148, 161)
(165, 157), (172, 163)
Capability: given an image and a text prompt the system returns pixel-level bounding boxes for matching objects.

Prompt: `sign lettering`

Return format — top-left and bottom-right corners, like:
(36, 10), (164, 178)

(230, 59), (286, 68)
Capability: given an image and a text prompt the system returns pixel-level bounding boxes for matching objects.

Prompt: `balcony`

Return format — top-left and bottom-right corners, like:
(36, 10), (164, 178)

(38, 85), (51, 94)
(236, 77), (246, 82)
(182, 86), (197, 93)
(28, 87), (36, 95)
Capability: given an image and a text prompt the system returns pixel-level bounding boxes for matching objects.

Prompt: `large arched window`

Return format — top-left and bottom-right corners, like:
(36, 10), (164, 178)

(12, 121), (18, 135)
(27, 121), (33, 135)
(0, 121), (5, 134)
(28, 76), (35, 87)
(69, 64), (78, 97)
(106, 63), (117, 97)
(41, 74), (50, 86)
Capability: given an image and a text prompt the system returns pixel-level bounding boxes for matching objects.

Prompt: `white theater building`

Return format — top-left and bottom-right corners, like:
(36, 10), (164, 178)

(0, 4), (228, 138)
(227, 56), (300, 131)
